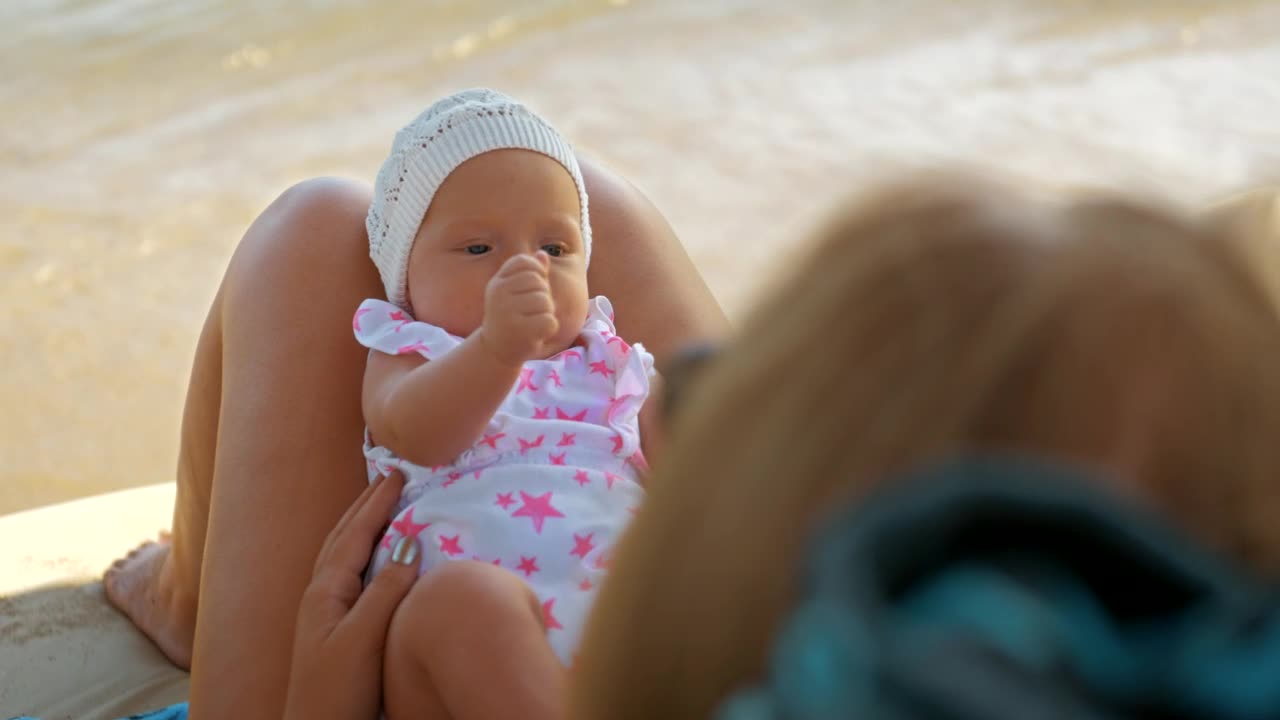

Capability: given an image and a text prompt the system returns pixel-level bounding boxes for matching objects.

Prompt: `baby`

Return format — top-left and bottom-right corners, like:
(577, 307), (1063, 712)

(353, 89), (655, 713)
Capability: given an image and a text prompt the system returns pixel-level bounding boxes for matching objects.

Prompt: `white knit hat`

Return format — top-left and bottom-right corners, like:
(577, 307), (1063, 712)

(367, 88), (591, 309)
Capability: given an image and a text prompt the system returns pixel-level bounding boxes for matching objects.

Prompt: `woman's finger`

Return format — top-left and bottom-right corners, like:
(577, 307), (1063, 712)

(314, 476), (384, 566)
(321, 470), (406, 574)
(338, 537), (420, 646)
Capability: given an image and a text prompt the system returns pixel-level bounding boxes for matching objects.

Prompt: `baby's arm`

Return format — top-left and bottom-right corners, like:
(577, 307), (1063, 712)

(363, 253), (560, 468)
(363, 335), (520, 468)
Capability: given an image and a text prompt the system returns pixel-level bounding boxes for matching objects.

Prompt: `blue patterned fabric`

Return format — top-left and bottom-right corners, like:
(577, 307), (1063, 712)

(9, 701), (188, 720)
(718, 458), (1280, 720)
(121, 705), (189, 720)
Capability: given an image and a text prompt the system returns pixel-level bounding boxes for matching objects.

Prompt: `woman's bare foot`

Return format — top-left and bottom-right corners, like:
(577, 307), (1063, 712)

(104, 537), (197, 670)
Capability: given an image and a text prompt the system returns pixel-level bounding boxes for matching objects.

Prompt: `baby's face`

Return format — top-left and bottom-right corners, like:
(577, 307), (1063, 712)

(405, 149), (590, 350)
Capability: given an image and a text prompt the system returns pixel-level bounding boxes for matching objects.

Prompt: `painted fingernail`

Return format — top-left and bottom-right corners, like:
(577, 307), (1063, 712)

(391, 536), (420, 566)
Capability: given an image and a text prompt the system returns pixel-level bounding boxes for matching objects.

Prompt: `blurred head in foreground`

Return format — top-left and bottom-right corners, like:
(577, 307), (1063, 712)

(572, 174), (1280, 719)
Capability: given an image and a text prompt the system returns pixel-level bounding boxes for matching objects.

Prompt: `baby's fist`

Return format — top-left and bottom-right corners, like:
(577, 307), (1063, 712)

(481, 253), (559, 366)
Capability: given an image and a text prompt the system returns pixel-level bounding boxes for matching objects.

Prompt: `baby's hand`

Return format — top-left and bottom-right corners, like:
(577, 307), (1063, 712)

(481, 253), (560, 366)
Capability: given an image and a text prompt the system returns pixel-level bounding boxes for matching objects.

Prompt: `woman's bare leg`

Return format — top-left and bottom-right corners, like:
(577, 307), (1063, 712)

(103, 275), (223, 668)
(579, 156), (729, 362)
(187, 178), (382, 720)
(107, 177), (380, 704)
(105, 158), (727, 719)
(383, 562), (565, 720)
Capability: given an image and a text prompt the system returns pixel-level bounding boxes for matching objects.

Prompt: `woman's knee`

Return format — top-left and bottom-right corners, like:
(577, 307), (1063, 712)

(225, 177), (381, 311)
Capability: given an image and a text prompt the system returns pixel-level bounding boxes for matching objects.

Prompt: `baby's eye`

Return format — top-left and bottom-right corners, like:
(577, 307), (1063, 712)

(541, 244), (564, 257)
(465, 244), (491, 255)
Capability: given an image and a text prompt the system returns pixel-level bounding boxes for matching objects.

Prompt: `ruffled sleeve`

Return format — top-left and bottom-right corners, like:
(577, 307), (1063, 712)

(583, 297), (657, 462)
(580, 296), (618, 339)
(352, 298), (462, 360)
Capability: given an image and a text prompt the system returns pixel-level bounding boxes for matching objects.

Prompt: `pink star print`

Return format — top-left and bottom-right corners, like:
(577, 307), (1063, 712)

(389, 310), (406, 321)
(517, 555), (541, 577)
(547, 369), (563, 387)
(559, 349), (583, 363)
(605, 395), (632, 424)
(443, 472), (462, 488)
(589, 360), (616, 378)
(579, 578), (594, 592)
(533, 407), (551, 419)
(557, 432), (577, 447)
(550, 453), (567, 466)
(542, 598), (564, 631)
(517, 368), (539, 394)
(494, 492), (515, 510)
(396, 341), (430, 356)
(629, 451), (650, 473)
(474, 469), (484, 481)
(480, 432), (505, 450)
(352, 307), (372, 332)
(611, 433), (624, 454)
(380, 533), (393, 550)
(571, 532), (596, 559)
(606, 335), (629, 353)
(511, 491), (565, 534)
(605, 472), (621, 490)
(439, 534), (464, 556)
(519, 435), (545, 454)
(556, 407), (588, 422)
(574, 470), (591, 487)
(390, 508), (431, 538)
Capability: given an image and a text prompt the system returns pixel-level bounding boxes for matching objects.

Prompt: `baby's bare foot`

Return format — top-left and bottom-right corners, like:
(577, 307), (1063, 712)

(104, 537), (196, 670)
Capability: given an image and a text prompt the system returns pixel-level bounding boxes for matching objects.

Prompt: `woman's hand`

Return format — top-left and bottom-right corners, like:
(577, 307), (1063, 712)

(283, 471), (421, 720)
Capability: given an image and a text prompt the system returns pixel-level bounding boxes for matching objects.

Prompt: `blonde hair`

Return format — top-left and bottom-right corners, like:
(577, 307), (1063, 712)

(570, 175), (1280, 720)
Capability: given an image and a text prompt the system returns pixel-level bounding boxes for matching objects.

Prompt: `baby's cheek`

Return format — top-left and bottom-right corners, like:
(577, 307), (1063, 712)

(412, 285), (486, 337)
(555, 284), (590, 325)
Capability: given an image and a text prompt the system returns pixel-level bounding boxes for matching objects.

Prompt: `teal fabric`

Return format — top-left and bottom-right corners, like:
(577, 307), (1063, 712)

(718, 457), (1280, 720)
(9, 703), (188, 720)
(122, 706), (188, 720)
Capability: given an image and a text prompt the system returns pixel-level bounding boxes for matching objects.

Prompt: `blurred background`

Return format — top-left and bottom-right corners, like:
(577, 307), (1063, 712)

(1, 0), (1278, 515)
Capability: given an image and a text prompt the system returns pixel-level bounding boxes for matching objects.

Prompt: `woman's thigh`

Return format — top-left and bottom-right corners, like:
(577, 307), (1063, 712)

(189, 177), (383, 720)
(578, 156), (729, 362)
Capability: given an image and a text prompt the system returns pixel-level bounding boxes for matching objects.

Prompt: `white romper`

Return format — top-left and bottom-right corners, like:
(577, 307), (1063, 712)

(353, 296), (652, 664)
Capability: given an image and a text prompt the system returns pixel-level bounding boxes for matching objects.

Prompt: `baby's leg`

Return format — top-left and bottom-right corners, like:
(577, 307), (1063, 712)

(384, 561), (565, 720)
